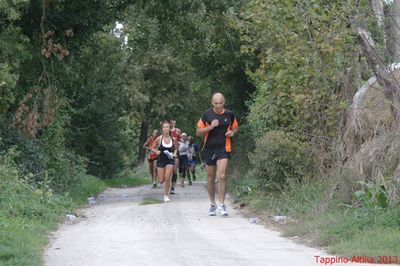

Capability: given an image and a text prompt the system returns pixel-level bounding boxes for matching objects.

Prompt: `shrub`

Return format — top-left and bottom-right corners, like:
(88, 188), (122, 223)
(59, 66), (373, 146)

(249, 130), (312, 189)
(229, 123), (255, 180)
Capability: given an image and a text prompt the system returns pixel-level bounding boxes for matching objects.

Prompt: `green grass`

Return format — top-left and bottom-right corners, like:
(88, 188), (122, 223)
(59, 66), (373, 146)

(280, 205), (400, 257)
(104, 175), (150, 187)
(103, 165), (152, 188)
(231, 177), (400, 257)
(0, 212), (61, 266)
(191, 165), (207, 181)
(330, 228), (400, 259)
(0, 217), (52, 266)
(0, 174), (106, 266)
(70, 175), (106, 204)
(243, 179), (330, 218)
(140, 197), (164, 205)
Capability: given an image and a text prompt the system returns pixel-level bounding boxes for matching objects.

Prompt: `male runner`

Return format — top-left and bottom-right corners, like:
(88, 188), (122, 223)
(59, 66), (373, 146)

(196, 93), (238, 216)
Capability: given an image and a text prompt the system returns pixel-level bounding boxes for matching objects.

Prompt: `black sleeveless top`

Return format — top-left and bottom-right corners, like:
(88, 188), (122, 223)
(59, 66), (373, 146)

(157, 136), (174, 161)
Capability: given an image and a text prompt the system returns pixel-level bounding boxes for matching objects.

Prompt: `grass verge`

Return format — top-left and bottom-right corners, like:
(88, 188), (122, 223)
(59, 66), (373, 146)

(104, 175), (150, 188)
(0, 174), (105, 266)
(230, 177), (400, 258)
(104, 166), (152, 188)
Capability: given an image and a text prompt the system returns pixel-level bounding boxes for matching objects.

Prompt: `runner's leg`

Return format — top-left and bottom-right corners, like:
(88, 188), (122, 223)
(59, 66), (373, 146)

(152, 161), (157, 185)
(187, 161), (192, 185)
(206, 165), (217, 205)
(157, 167), (165, 184)
(180, 156), (187, 187)
(216, 158), (229, 205)
(148, 160), (153, 180)
(164, 165), (174, 196)
(172, 158), (178, 188)
(190, 163), (196, 181)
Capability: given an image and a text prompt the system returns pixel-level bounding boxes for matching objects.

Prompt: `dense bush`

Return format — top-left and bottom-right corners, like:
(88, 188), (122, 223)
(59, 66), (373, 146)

(229, 123), (255, 179)
(0, 115), (88, 192)
(249, 130), (313, 189)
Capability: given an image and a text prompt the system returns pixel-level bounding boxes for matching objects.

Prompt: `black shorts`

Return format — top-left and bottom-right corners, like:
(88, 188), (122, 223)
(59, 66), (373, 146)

(156, 158), (175, 168)
(202, 148), (230, 166)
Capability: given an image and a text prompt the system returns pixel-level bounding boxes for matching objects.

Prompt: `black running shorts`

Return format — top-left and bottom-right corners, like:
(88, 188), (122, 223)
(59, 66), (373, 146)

(201, 148), (230, 166)
(156, 158), (175, 168)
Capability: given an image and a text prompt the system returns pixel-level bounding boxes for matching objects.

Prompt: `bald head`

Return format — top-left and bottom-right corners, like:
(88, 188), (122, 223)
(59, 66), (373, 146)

(211, 92), (225, 113)
(212, 92), (225, 103)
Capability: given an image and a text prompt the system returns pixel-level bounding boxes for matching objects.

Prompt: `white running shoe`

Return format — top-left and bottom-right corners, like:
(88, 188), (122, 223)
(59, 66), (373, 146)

(164, 195), (170, 202)
(208, 205), (217, 216)
(216, 205), (228, 216)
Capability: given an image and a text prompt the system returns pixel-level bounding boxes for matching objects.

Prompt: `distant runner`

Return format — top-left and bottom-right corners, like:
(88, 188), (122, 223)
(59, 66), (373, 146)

(178, 133), (189, 187)
(170, 120), (180, 194)
(187, 136), (199, 183)
(143, 129), (159, 188)
(196, 93), (238, 216)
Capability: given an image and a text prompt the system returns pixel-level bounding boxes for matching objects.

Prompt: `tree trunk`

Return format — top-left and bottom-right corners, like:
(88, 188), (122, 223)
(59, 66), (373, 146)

(371, 0), (385, 28)
(388, 0), (400, 61)
(393, 0), (400, 61)
(371, 0), (388, 50)
(137, 120), (148, 165)
(358, 28), (400, 116)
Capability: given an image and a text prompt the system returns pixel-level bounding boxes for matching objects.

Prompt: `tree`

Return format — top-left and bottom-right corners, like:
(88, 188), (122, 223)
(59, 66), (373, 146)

(122, 0), (253, 164)
(1, 0), (138, 181)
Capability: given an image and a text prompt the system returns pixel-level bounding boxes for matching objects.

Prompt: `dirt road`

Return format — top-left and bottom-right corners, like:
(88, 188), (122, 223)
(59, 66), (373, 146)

(44, 182), (372, 266)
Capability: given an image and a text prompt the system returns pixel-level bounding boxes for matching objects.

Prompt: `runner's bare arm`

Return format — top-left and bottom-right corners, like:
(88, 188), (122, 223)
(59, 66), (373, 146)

(225, 127), (238, 137)
(150, 137), (161, 155)
(225, 116), (239, 137)
(143, 138), (150, 149)
(196, 119), (219, 136)
(173, 140), (179, 157)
